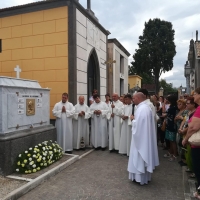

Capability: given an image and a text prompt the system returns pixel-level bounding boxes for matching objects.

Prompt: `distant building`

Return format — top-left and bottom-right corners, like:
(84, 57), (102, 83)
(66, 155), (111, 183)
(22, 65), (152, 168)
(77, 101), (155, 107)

(128, 74), (142, 95)
(187, 30), (200, 91)
(128, 74), (142, 89)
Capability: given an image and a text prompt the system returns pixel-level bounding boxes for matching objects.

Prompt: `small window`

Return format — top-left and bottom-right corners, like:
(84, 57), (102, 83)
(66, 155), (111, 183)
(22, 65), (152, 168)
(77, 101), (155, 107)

(120, 55), (124, 74)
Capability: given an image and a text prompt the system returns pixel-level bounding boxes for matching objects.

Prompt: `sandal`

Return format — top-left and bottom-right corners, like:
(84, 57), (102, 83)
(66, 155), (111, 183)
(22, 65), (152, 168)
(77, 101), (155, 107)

(190, 173), (196, 178)
(164, 152), (171, 158)
(168, 155), (177, 162)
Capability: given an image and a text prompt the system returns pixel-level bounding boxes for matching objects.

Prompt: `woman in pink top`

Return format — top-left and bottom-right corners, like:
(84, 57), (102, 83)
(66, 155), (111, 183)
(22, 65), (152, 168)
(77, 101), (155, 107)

(182, 87), (200, 199)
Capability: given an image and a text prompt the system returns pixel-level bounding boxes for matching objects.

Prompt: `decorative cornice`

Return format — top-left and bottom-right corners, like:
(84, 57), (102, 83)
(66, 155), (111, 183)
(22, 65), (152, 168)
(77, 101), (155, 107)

(108, 38), (131, 57)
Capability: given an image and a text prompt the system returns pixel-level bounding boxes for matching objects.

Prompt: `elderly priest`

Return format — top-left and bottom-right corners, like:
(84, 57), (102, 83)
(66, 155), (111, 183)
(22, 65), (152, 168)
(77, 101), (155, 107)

(73, 96), (91, 150)
(128, 92), (159, 185)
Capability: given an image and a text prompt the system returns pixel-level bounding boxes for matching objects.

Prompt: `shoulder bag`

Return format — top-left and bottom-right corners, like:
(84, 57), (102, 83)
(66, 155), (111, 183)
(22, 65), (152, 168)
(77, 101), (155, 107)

(188, 129), (200, 146)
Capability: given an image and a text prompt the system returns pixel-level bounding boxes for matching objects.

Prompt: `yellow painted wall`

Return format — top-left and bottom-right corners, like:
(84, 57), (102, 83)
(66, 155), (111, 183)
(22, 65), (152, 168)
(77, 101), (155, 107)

(0, 7), (69, 119)
(128, 75), (142, 89)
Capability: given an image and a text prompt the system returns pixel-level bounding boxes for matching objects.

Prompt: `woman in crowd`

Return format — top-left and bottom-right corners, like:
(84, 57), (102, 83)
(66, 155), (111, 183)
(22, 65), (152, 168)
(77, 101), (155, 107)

(156, 101), (163, 146)
(174, 99), (188, 160)
(164, 95), (178, 161)
(161, 97), (171, 150)
(182, 87), (200, 199)
(178, 96), (198, 175)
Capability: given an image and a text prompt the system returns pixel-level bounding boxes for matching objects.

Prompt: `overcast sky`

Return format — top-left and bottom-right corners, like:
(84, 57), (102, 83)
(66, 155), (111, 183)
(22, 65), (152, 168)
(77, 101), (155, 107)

(1, 0), (200, 88)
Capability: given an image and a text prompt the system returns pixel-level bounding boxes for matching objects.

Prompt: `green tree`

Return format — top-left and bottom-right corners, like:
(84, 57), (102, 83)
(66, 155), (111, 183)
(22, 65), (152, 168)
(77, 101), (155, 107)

(130, 18), (176, 93)
(159, 79), (177, 95)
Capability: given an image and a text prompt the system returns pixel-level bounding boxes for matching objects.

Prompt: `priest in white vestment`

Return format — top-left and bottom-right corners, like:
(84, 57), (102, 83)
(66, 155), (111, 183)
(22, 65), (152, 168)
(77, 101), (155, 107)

(73, 96), (91, 150)
(52, 93), (75, 153)
(90, 94), (109, 149)
(108, 93), (123, 151)
(137, 89), (157, 139)
(128, 92), (159, 185)
(119, 94), (133, 156)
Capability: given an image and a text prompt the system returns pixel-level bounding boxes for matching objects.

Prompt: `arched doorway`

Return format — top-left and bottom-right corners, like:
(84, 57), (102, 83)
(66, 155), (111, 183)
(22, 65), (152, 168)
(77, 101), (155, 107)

(87, 49), (100, 105)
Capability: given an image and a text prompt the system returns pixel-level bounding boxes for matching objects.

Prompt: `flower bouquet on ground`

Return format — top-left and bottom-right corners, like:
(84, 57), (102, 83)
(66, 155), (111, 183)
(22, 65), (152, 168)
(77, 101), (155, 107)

(15, 140), (63, 174)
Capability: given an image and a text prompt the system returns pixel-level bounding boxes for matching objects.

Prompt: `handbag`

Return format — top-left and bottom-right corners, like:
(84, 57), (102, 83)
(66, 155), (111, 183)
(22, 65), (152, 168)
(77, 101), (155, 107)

(188, 129), (200, 146)
(161, 120), (166, 132)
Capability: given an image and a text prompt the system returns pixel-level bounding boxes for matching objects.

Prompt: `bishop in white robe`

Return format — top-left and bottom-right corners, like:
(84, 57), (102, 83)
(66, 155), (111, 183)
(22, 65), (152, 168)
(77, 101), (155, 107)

(73, 96), (91, 150)
(90, 94), (109, 149)
(52, 93), (75, 153)
(108, 93), (123, 151)
(119, 94), (133, 156)
(128, 92), (159, 185)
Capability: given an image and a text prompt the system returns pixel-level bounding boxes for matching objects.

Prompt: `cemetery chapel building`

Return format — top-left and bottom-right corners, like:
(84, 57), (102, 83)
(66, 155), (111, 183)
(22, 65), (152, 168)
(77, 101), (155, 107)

(0, 0), (130, 120)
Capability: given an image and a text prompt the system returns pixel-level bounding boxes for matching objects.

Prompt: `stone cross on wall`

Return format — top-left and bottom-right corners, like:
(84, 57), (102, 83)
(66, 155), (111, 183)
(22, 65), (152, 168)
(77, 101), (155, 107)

(14, 65), (21, 79)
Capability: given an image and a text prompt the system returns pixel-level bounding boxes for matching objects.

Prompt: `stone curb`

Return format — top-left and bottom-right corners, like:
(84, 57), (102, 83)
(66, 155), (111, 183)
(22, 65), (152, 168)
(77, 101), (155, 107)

(183, 166), (197, 200)
(3, 149), (94, 200)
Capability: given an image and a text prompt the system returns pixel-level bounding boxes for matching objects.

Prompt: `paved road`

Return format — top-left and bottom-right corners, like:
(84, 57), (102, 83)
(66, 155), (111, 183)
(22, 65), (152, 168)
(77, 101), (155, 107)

(19, 146), (184, 200)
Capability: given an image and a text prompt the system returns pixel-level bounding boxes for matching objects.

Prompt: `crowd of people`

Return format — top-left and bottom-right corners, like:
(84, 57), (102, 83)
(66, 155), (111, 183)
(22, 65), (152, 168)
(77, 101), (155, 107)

(52, 87), (200, 198)
(156, 88), (200, 199)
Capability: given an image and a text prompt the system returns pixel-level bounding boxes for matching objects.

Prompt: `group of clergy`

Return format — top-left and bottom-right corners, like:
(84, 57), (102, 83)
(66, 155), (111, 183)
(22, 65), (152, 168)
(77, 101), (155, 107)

(52, 90), (159, 185)
(52, 92), (133, 155)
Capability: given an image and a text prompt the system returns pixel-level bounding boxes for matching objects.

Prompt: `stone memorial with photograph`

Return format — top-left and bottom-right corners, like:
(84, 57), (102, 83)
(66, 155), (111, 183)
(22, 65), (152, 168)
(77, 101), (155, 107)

(0, 76), (56, 176)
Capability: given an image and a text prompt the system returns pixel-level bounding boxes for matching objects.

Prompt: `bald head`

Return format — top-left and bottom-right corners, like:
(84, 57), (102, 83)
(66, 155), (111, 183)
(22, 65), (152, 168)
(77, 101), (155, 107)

(112, 93), (119, 102)
(136, 92), (146, 100)
(133, 92), (146, 105)
(78, 96), (85, 105)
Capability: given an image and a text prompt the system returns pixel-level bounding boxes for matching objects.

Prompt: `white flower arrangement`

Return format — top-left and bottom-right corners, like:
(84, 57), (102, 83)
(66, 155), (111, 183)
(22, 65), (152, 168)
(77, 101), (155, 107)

(15, 141), (63, 174)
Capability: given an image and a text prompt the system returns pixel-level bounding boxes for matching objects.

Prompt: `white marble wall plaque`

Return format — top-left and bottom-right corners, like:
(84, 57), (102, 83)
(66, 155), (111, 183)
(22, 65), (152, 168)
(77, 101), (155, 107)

(7, 93), (48, 129)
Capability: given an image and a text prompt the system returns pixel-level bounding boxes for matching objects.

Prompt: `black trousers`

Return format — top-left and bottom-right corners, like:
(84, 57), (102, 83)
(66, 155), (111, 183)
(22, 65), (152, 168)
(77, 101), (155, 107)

(191, 148), (200, 187)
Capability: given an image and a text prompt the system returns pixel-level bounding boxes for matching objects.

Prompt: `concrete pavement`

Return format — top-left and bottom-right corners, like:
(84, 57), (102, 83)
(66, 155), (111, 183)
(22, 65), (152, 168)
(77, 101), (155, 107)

(19, 146), (184, 200)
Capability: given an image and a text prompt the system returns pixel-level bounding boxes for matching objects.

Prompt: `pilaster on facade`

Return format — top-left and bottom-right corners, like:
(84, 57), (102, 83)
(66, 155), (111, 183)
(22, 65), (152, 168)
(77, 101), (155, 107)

(107, 39), (130, 96)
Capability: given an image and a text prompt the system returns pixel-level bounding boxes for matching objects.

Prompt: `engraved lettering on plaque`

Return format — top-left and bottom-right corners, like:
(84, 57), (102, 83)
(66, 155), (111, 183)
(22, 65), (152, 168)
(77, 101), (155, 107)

(26, 99), (35, 116)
